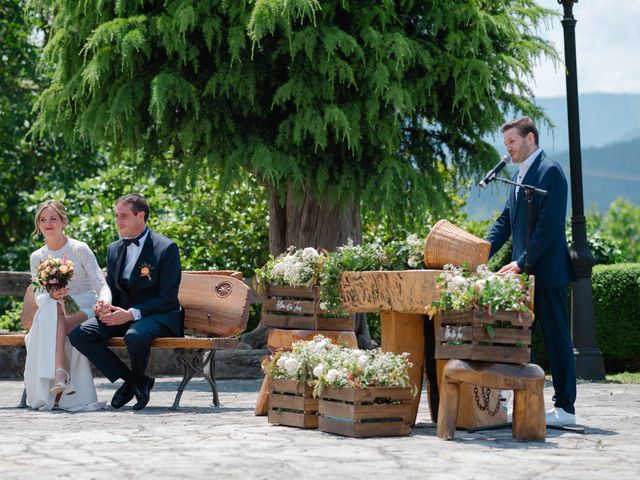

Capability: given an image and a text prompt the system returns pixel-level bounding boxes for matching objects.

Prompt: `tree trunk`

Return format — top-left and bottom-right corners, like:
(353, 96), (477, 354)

(269, 184), (362, 254)
(267, 184), (371, 348)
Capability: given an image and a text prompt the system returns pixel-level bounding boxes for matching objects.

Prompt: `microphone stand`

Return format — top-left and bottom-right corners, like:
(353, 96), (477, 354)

(469, 178), (583, 434)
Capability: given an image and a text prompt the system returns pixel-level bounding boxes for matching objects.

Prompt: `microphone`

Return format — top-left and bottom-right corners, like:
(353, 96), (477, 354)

(478, 155), (511, 188)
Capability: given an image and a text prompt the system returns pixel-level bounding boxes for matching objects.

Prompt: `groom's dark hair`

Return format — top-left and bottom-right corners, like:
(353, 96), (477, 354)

(117, 193), (150, 222)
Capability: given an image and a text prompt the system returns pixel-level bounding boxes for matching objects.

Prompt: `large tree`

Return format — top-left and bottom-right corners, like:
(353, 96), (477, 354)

(29, 0), (555, 253)
(0, 0), (101, 269)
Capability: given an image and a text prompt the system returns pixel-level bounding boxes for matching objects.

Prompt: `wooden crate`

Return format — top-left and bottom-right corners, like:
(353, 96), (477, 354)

(318, 386), (412, 437)
(261, 284), (355, 331)
(268, 378), (318, 429)
(435, 310), (533, 364)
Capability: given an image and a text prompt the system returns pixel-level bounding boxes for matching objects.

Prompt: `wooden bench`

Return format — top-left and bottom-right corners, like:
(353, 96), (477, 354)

(0, 271), (251, 410)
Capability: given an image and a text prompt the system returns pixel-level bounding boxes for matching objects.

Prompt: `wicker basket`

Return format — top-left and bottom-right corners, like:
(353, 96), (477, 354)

(424, 219), (490, 270)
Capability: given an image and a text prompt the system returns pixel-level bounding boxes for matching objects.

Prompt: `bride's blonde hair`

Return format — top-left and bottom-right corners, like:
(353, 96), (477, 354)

(32, 200), (68, 238)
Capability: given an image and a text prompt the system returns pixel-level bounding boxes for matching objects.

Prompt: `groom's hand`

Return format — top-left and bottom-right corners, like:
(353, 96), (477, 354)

(100, 306), (134, 326)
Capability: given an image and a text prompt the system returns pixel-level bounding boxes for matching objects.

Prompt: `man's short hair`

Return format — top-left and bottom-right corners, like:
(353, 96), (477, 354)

(501, 116), (539, 146)
(117, 193), (150, 221)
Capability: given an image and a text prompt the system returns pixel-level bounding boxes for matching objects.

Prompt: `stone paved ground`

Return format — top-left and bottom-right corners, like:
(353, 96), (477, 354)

(1, 377), (639, 479)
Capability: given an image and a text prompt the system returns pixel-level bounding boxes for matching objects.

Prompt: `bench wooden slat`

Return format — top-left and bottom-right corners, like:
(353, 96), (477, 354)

(0, 334), (28, 346)
(106, 337), (239, 349)
(0, 333), (240, 350)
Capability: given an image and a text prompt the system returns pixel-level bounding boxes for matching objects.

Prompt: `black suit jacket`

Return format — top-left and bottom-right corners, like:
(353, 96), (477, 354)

(106, 229), (183, 335)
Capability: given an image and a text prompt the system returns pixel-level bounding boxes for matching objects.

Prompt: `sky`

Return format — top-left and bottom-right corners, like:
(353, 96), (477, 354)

(531, 0), (640, 98)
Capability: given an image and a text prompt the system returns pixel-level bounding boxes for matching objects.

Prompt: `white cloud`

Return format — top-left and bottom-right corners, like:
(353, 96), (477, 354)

(531, 0), (640, 97)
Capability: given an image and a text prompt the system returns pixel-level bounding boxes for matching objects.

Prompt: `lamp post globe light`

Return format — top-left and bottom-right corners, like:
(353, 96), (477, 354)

(558, 0), (605, 379)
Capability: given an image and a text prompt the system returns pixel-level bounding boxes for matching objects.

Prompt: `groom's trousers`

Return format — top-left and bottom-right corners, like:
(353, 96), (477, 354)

(69, 315), (174, 384)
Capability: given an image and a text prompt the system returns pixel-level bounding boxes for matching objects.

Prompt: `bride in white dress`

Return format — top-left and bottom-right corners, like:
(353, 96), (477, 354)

(24, 200), (111, 411)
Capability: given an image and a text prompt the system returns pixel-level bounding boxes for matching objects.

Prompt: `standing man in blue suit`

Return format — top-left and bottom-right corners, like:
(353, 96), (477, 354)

(486, 116), (577, 426)
(70, 194), (183, 410)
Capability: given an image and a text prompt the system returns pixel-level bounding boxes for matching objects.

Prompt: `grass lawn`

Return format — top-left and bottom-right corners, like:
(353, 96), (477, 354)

(605, 372), (640, 384)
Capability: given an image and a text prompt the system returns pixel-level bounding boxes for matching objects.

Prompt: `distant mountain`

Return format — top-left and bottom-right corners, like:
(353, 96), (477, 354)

(467, 93), (640, 220)
(487, 93), (640, 155)
(465, 135), (640, 220)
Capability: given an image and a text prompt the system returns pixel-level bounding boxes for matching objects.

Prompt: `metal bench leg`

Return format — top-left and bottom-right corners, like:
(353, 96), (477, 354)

(202, 349), (219, 407)
(19, 387), (27, 408)
(171, 349), (205, 410)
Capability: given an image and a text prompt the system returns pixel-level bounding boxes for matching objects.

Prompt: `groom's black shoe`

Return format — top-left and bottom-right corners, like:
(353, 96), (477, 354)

(111, 381), (135, 409)
(132, 376), (155, 411)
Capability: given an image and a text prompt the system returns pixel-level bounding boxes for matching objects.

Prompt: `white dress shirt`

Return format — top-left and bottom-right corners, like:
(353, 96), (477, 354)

(122, 228), (149, 320)
(515, 148), (541, 198)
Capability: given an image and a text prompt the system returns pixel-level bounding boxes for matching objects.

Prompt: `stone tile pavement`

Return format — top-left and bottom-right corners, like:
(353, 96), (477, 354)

(0, 377), (639, 479)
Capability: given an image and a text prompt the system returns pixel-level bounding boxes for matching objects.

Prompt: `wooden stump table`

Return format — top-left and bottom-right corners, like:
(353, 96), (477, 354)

(340, 270), (507, 428)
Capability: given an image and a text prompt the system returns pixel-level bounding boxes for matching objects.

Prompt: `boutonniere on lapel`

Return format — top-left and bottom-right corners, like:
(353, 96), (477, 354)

(139, 263), (153, 282)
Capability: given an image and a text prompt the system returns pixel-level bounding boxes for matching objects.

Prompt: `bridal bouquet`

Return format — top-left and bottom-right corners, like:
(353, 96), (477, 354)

(32, 256), (80, 316)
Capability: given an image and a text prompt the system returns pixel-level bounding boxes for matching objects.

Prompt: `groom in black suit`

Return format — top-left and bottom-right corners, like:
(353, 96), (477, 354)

(70, 194), (183, 410)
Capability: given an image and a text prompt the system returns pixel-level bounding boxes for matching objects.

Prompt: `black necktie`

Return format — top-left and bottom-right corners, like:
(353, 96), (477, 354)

(122, 228), (147, 247)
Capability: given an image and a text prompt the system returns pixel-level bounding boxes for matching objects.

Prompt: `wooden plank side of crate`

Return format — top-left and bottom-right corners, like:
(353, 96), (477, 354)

(269, 410), (318, 429)
(319, 400), (354, 419)
(438, 311), (474, 325)
(473, 310), (534, 327)
(472, 326), (532, 345)
(436, 326), (473, 342)
(261, 314), (317, 330)
(269, 379), (308, 395)
(350, 404), (412, 422)
(318, 417), (357, 437)
(353, 422), (412, 438)
(353, 387), (413, 404)
(265, 285), (320, 298)
(470, 345), (531, 364)
(435, 343), (473, 359)
(319, 417), (410, 437)
(262, 298), (317, 315)
(269, 393), (317, 413)
(321, 386), (412, 404)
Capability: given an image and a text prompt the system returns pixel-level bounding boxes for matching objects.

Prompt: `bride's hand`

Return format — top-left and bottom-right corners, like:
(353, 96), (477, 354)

(94, 299), (111, 317)
(50, 288), (69, 301)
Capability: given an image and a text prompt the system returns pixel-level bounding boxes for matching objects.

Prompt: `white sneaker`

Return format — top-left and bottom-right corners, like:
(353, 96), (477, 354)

(546, 407), (576, 426)
(500, 390), (514, 422)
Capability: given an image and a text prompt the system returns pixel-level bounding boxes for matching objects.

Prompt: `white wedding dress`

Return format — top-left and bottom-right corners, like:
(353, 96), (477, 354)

(24, 238), (111, 411)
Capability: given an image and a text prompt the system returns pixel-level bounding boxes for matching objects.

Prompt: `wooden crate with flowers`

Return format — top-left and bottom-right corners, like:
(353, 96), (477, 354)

(430, 265), (534, 365)
(264, 336), (334, 429)
(255, 247), (355, 331)
(315, 348), (415, 437)
(268, 378), (318, 429)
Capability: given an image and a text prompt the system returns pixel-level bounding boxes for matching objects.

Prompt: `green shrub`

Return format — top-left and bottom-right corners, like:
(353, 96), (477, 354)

(0, 297), (23, 332)
(592, 264), (640, 372)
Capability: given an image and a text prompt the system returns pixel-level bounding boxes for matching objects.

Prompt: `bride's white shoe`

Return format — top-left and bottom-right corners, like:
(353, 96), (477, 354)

(50, 368), (75, 395)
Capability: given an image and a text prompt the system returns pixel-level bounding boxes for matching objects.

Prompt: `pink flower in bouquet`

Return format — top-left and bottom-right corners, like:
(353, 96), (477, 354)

(32, 256), (80, 316)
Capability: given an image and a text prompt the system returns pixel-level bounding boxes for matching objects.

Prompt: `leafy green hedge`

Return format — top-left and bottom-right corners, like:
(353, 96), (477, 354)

(592, 264), (640, 372)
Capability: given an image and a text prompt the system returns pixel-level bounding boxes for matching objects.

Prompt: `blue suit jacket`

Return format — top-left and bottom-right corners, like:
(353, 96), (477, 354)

(486, 151), (576, 289)
(106, 229), (184, 335)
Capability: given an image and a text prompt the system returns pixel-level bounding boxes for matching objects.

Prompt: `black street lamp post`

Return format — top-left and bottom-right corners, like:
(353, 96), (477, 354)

(558, 0), (605, 379)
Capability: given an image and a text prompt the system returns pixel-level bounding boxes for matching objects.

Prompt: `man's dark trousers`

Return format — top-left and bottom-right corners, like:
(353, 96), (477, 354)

(533, 284), (576, 415)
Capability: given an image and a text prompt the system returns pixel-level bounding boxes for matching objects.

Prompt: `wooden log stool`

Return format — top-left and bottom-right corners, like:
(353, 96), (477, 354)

(437, 359), (545, 441)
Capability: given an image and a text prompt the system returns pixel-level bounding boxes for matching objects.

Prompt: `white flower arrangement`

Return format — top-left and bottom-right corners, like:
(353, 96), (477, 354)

(428, 264), (532, 316)
(254, 237), (426, 315)
(262, 335), (415, 397)
(254, 246), (326, 291)
(262, 335), (334, 383)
